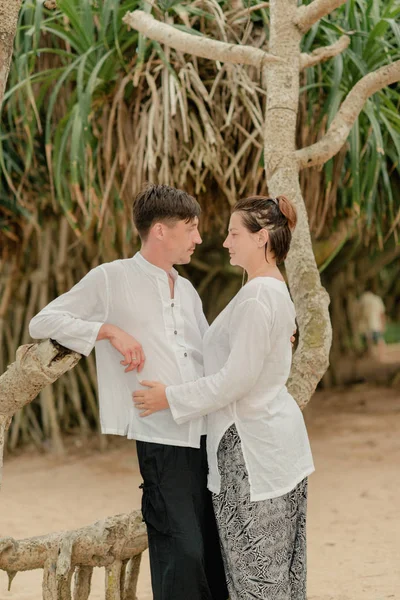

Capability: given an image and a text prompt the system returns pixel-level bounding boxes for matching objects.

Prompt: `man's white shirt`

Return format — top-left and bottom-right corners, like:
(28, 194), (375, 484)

(358, 291), (385, 333)
(29, 252), (207, 447)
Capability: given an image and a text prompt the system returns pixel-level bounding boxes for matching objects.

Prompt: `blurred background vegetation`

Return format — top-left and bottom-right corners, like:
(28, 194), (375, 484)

(1, 0), (399, 452)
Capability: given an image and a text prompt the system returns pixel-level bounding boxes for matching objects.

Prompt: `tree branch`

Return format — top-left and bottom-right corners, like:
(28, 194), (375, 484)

(0, 340), (81, 489)
(0, 340), (81, 421)
(300, 35), (350, 70)
(0, 511), (147, 572)
(296, 59), (400, 169)
(294, 0), (347, 34)
(230, 2), (270, 23)
(122, 10), (282, 68)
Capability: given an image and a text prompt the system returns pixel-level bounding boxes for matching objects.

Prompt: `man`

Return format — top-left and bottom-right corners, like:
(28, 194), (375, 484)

(29, 184), (228, 600)
(358, 290), (386, 360)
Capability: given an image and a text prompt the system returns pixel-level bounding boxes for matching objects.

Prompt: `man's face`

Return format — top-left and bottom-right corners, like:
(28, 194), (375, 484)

(162, 217), (202, 264)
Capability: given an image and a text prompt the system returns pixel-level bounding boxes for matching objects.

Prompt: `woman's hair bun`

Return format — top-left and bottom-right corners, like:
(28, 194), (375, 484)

(276, 195), (297, 231)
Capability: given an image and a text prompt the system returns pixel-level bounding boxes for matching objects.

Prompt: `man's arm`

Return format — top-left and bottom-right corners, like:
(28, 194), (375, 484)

(97, 324), (145, 372)
(29, 267), (108, 356)
(29, 267), (145, 372)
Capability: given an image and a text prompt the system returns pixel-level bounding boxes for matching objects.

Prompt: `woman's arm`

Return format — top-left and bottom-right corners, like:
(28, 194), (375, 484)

(134, 297), (272, 422)
(30, 266), (146, 371)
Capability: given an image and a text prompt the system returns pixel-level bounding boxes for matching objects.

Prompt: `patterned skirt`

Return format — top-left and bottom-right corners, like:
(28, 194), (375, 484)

(212, 424), (308, 600)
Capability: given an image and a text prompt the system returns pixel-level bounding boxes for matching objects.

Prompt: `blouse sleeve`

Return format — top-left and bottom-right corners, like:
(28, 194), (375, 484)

(29, 266), (109, 356)
(166, 298), (271, 424)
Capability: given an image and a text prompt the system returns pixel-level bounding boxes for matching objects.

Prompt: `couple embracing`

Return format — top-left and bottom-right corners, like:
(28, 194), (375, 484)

(30, 184), (314, 600)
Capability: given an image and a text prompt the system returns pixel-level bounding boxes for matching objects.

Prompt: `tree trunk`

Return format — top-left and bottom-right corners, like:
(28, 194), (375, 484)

(264, 0), (331, 408)
(0, 0), (22, 103)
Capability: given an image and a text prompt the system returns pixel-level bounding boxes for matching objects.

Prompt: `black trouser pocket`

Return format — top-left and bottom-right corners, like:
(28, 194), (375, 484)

(140, 482), (171, 535)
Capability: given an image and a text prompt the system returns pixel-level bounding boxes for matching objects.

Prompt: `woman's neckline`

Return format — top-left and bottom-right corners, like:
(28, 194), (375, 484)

(247, 275), (286, 285)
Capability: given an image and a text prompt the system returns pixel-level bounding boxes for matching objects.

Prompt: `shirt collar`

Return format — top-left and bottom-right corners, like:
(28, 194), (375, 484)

(133, 251), (178, 282)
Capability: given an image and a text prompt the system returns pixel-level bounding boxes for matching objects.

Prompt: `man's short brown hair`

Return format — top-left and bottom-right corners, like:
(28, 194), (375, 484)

(132, 184), (201, 240)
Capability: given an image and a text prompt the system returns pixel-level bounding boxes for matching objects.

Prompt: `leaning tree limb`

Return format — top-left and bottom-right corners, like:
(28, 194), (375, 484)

(300, 35), (350, 70)
(296, 59), (400, 169)
(294, 0), (347, 33)
(0, 340), (81, 489)
(0, 510), (147, 598)
(122, 10), (282, 68)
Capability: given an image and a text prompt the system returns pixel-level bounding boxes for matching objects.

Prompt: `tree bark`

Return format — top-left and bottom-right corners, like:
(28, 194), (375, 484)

(264, 0), (332, 408)
(0, 340), (81, 488)
(122, 555), (141, 600)
(123, 10), (281, 68)
(105, 560), (123, 600)
(0, 511), (147, 573)
(300, 35), (350, 70)
(73, 566), (93, 600)
(0, 0), (22, 103)
(296, 60), (400, 168)
(294, 0), (347, 33)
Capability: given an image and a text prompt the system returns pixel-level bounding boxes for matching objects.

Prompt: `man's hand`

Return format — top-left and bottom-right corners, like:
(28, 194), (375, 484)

(133, 381), (169, 416)
(97, 324), (145, 372)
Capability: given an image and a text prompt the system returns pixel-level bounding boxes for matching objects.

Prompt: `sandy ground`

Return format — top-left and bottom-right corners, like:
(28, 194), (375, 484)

(0, 384), (399, 600)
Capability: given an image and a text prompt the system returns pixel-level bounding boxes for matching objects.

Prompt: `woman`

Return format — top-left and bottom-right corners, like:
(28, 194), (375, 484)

(133, 195), (315, 600)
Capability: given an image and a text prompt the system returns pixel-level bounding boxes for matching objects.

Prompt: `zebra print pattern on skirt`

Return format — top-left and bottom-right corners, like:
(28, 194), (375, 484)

(212, 424), (308, 600)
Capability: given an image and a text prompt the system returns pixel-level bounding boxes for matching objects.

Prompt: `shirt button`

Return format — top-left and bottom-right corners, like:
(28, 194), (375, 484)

(174, 330), (177, 335)
(184, 352), (187, 357)
(171, 303), (174, 307)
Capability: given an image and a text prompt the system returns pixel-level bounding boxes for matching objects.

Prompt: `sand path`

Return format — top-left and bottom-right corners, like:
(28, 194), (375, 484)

(0, 384), (399, 599)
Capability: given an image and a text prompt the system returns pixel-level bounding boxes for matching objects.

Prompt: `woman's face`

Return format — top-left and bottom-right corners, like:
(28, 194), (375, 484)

(223, 211), (261, 268)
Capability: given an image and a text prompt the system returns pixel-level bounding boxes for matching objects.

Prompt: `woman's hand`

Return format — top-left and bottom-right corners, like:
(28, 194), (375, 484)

(133, 381), (169, 417)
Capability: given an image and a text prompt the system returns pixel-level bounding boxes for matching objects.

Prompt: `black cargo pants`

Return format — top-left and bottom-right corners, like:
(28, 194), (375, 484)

(136, 436), (228, 600)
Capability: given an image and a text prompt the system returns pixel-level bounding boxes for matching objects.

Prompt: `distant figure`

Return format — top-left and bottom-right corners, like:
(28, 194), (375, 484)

(359, 291), (386, 360)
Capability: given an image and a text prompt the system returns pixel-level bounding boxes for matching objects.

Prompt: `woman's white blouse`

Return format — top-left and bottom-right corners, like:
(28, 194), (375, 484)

(166, 277), (315, 501)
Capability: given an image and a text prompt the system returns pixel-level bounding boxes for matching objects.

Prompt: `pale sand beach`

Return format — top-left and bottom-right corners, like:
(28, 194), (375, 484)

(1, 384), (399, 600)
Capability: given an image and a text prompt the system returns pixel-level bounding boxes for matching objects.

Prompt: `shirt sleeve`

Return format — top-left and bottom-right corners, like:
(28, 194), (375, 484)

(29, 266), (109, 356)
(166, 298), (271, 424)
